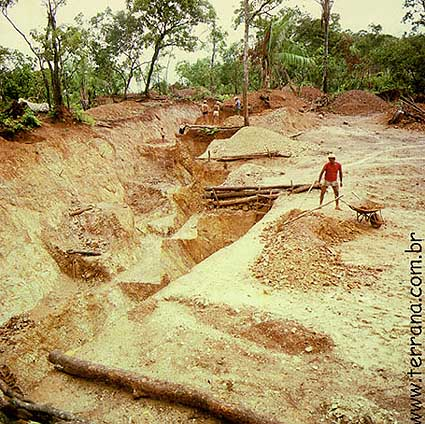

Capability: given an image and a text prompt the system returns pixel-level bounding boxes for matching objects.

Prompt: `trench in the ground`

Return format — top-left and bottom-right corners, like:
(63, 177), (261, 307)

(113, 124), (268, 302)
(0, 102), (270, 383)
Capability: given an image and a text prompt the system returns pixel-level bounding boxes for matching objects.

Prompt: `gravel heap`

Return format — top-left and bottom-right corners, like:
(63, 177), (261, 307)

(251, 211), (381, 291)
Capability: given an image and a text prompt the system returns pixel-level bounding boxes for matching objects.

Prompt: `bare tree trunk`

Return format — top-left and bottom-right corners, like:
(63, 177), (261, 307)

(47, 0), (65, 118)
(322, 15), (329, 93)
(0, 377), (88, 423)
(243, 0), (250, 126)
(261, 23), (272, 89)
(320, 0), (333, 94)
(210, 21), (217, 94)
(144, 41), (161, 97)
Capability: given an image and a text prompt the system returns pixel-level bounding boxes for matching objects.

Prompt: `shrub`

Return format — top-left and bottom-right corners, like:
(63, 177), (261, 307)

(0, 105), (41, 138)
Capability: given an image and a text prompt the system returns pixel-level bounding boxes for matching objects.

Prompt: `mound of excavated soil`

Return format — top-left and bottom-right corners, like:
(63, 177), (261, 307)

(222, 89), (307, 114)
(329, 90), (390, 115)
(199, 126), (296, 159)
(299, 86), (324, 102)
(252, 210), (382, 291)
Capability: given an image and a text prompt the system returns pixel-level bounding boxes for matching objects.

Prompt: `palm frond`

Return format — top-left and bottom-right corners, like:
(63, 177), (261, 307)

(278, 51), (315, 66)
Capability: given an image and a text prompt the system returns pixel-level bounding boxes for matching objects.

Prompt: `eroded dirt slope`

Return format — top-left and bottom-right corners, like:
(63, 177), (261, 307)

(0, 94), (424, 424)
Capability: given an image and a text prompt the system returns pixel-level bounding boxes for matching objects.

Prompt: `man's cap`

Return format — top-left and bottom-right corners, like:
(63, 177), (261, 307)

(328, 153), (336, 158)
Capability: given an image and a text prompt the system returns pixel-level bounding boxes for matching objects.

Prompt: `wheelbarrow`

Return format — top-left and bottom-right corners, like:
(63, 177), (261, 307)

(346, 199), (385, 228)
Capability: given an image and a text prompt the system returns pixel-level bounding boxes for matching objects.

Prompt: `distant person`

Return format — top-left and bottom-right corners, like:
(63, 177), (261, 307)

(212, 101), (220, 124)
(318, 153), (343, 210)
(234, 96), (241, 115)
(201, 100), (209, 123)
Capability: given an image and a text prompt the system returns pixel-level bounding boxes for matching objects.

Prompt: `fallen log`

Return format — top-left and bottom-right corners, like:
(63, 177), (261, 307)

(183, 124), (242, 131)
(401, 96), (425, 116)
(48, 350), (284, 424)
(289, 131), (303, 139)
(0, 377), (88, 423)
(208, 195), (260, 207)
(66, 249), (102, 257)
(204, 189), (282, 199)
(69, 206), (94, 217)
(207, 152), (292, 162)
(290, 183), (320, 194)
(205, 183), (308, 192)
(404, 110), (425, 122)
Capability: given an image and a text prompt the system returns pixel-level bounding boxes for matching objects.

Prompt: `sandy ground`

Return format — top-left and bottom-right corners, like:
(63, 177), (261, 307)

(1, 99), (424, 424)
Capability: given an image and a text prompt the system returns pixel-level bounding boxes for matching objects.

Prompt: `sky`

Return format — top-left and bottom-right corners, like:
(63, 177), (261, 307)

(0, 0), (411, 84)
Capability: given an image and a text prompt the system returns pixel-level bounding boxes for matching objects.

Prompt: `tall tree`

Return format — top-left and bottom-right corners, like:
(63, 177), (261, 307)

(253, 9), (314, 91)
(127, 0), (214, 97)
(90, 8), (146, 98)
(236, 0), (283, 126)
(315, 0), (334, 93)
(403, 0), (425, 31)
(1, 0), (68, 118)
(44, 0), (66, 117)
(0, 0), (51, 108)
(0, 47), (40, 101)
(207, 20), (227, 93)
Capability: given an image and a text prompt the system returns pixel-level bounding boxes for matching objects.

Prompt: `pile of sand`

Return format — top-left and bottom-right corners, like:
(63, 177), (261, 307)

(329, 90), (390, 115)
(223, 106), (318, 138)
(251, 211), (381, 291)
(199, 126), (296, 159)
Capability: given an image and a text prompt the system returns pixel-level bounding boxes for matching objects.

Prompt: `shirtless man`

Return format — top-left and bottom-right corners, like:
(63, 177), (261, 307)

(318, 153), (343, 210)
(212, 101), (220, 124)
(201, 100), (209, 123)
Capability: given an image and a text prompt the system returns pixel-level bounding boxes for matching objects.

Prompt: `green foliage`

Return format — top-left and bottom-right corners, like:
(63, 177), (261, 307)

(176, 58), (211, 87)
(21, 109), (42, 127)
(73, 109), (95, 125)
(201, 126), (219, 135)
(128, 0), (215, 94)
(1, 1), (424, 108)
(403, 0), (425, 31)
(0, 105), (41, 137)
(89, 8), (145, 97)
(0, 46), (41, 101)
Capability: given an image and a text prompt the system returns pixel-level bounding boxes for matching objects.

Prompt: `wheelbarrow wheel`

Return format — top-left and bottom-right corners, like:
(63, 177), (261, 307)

(370, 212), (383, 228)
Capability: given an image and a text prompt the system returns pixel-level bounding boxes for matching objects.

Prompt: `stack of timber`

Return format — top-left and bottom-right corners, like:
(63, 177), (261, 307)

(204, 182), (320, 211)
